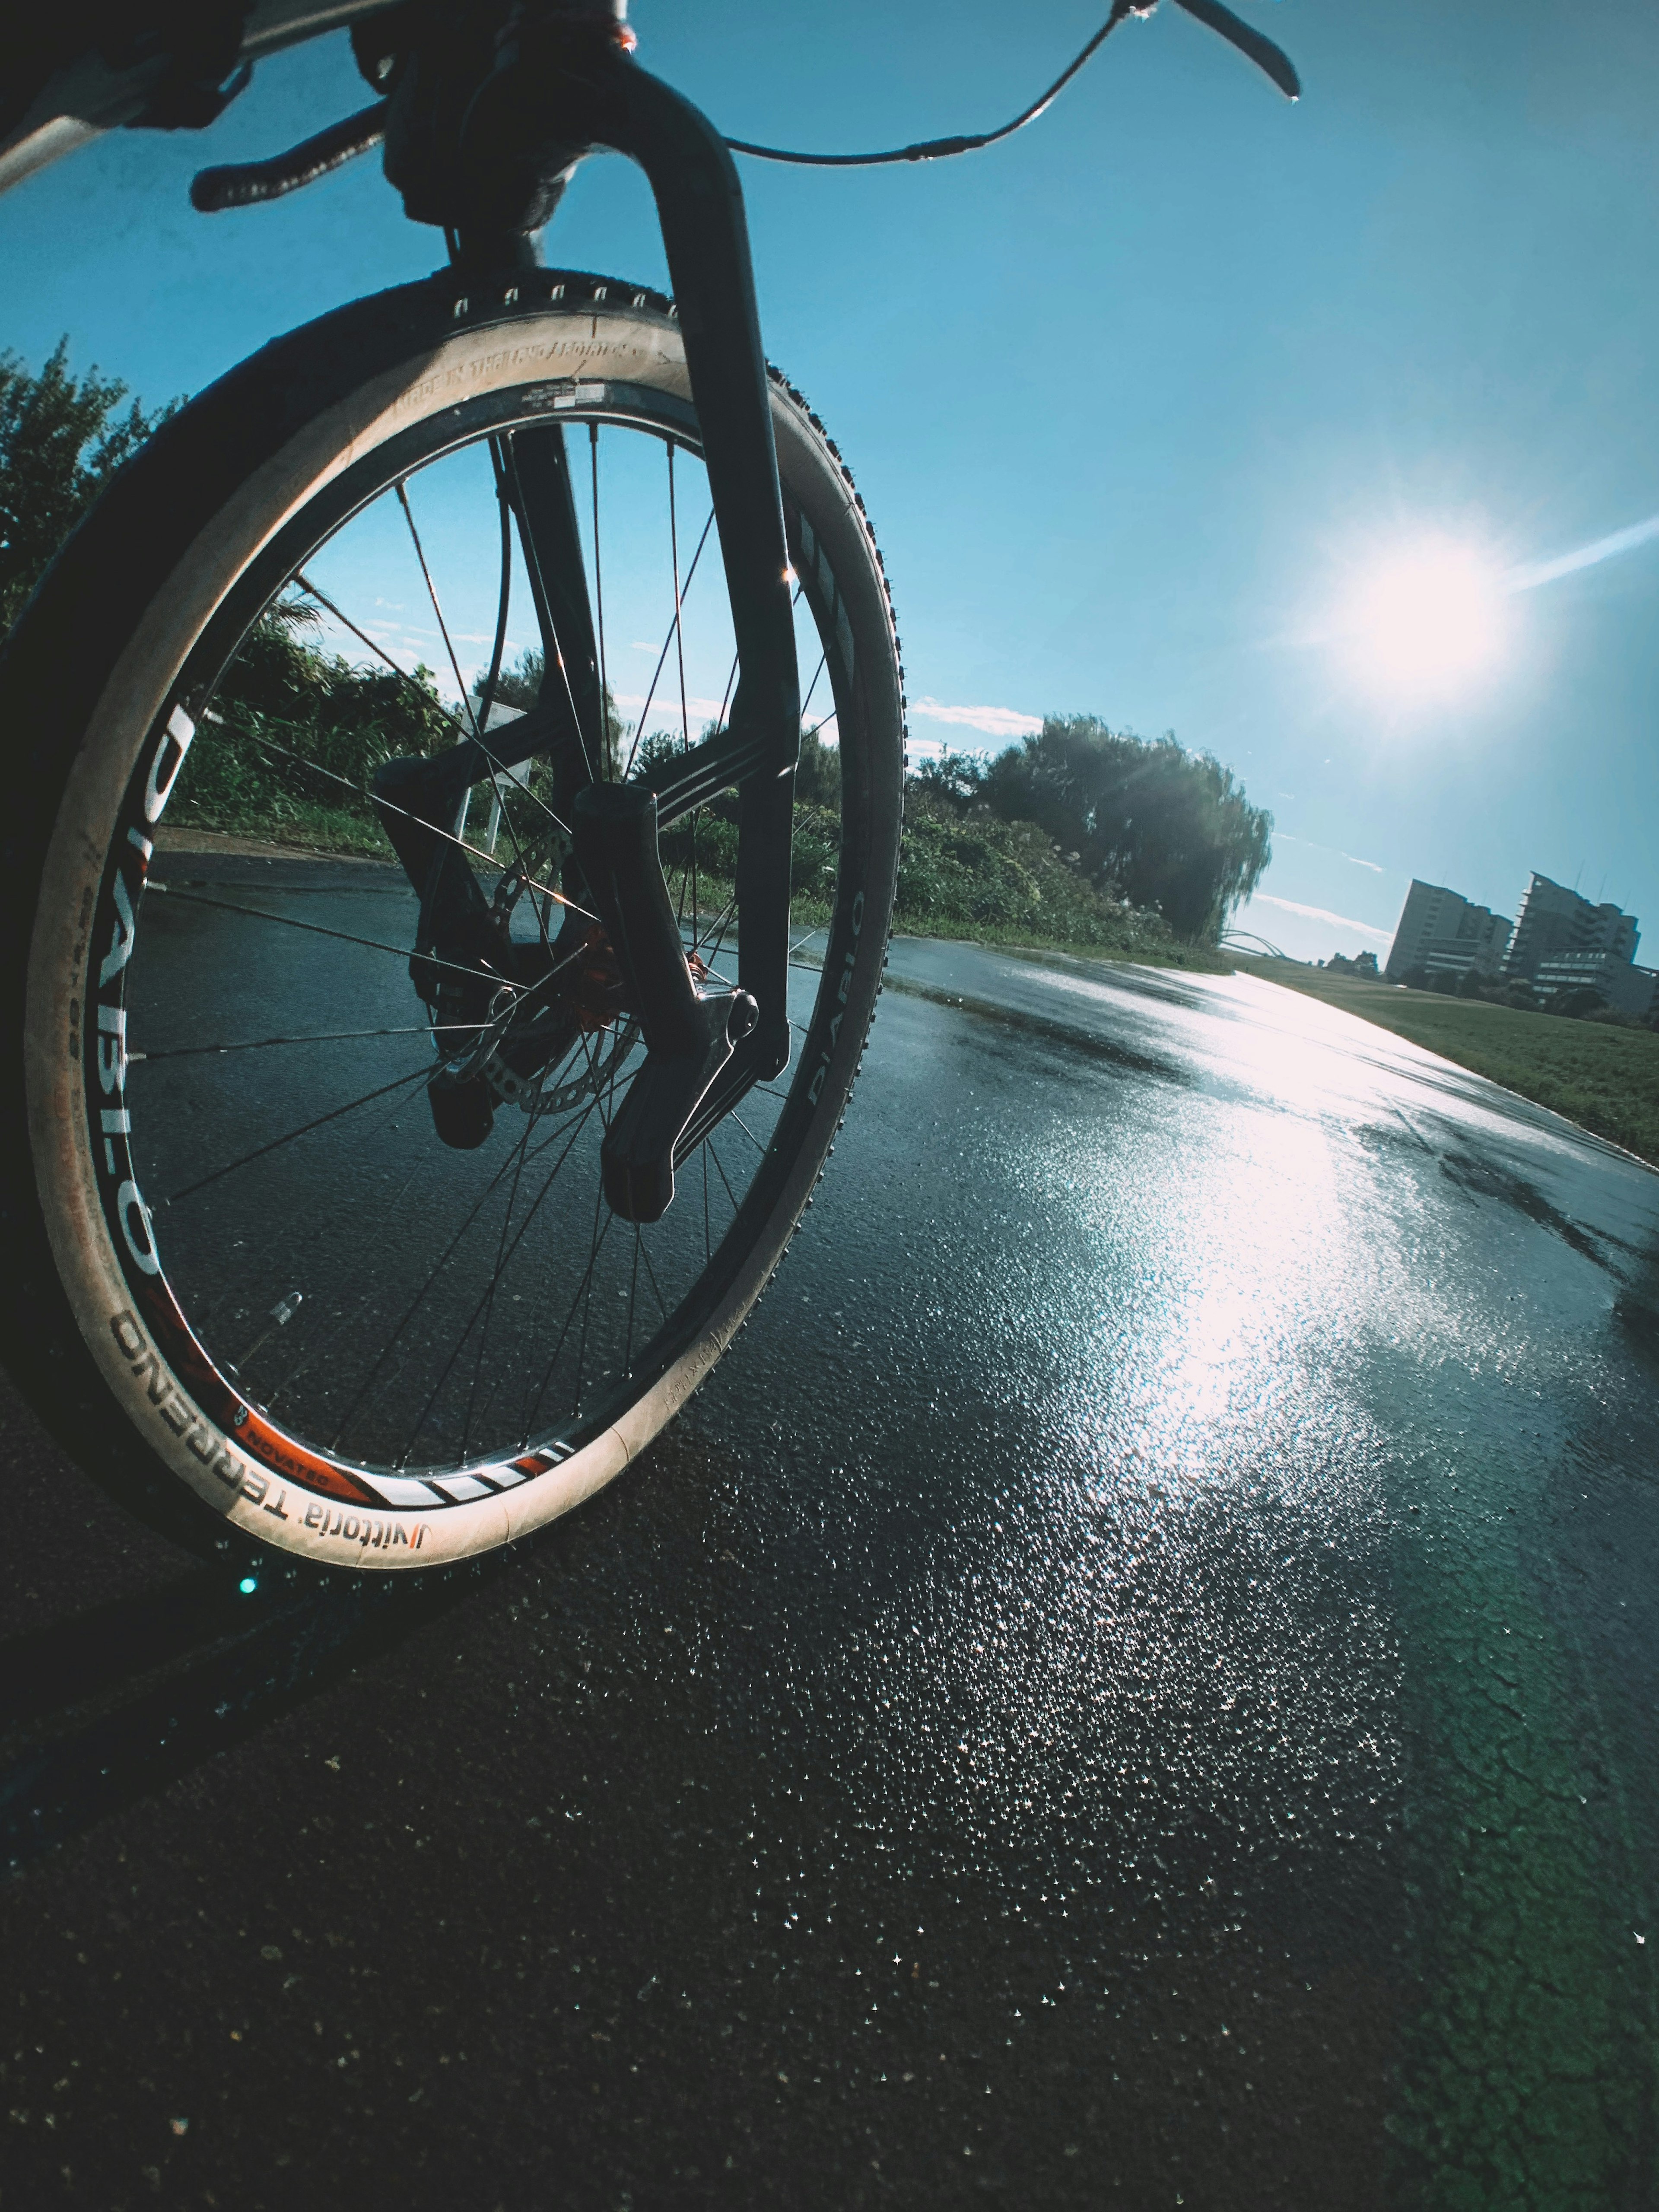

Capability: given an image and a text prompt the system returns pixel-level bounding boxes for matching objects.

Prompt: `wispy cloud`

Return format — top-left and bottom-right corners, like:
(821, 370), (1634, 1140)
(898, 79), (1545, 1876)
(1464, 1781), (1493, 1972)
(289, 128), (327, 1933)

(611, 690), (728, 724)
(1252, 893), (1392, 939)
(909, 696), (1041, 739)
(1509, 510), (1659, 591)
(1275, 832), (1386, 874)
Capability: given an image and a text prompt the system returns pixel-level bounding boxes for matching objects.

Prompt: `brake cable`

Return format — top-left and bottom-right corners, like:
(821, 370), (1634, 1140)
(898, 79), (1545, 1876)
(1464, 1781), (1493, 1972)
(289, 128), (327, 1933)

(724, 0), (1299, 168)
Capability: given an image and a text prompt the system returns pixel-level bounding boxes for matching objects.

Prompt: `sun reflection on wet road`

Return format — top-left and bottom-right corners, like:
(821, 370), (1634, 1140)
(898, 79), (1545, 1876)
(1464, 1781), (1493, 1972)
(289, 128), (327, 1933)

(2, 938), (1657, 2206)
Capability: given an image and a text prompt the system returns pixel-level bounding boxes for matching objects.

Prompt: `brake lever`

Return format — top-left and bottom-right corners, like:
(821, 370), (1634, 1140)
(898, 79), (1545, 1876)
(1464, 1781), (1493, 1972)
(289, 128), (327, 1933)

(1164, 0), (1300, 101)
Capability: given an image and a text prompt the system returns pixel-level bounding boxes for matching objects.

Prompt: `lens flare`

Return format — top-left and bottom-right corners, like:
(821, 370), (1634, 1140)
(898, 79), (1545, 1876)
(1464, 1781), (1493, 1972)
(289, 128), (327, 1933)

(1340, 540), (1507, 699)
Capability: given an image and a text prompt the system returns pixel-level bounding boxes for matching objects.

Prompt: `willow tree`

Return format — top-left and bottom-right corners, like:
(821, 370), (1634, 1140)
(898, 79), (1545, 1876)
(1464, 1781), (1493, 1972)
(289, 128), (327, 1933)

(982, 716), (1272, 941)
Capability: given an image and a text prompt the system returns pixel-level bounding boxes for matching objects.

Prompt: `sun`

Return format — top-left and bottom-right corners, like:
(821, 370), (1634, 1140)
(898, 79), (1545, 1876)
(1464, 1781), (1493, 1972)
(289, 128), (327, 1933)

(1338, 540), (1508, 699)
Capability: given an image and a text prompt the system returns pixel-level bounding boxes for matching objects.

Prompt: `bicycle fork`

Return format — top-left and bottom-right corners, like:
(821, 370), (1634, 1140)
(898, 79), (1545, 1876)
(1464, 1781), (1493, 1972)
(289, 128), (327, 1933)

(374, 3), (800, 1221)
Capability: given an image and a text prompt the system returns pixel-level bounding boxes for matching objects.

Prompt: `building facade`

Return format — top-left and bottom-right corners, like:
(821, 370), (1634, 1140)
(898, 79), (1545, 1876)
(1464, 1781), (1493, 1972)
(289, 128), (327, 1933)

(1503, 874), (1640, 981)
(1384, 880), (1513, 984)
(1532, 949), (1659, 1017)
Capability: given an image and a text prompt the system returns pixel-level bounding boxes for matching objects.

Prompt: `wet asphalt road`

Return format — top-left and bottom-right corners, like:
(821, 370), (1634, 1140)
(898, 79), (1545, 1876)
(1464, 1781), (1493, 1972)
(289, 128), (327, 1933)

(3, 938), (1659, 2209)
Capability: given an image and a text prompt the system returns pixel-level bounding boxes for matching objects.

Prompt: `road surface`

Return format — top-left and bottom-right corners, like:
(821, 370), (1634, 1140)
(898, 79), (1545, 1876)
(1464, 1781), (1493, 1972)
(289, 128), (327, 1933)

(2, 931), (1656, 2208)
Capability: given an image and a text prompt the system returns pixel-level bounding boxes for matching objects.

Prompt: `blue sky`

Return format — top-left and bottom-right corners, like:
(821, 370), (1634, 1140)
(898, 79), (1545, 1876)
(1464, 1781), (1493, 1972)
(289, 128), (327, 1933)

(5, 0), (1657, 963)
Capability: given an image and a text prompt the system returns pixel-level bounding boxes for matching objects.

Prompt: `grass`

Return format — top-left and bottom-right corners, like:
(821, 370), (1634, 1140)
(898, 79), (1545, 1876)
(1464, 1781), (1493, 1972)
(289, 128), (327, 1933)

(166, 804), (396, 860)
(887, 913), (1230, 971)
(1238, 960), (1659, 1167)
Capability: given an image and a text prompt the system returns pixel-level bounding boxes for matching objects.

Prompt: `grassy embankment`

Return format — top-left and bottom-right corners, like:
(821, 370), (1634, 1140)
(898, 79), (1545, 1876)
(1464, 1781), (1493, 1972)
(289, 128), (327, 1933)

(169, 714), (1230, 973)
(1239, 959), (1659, 1167)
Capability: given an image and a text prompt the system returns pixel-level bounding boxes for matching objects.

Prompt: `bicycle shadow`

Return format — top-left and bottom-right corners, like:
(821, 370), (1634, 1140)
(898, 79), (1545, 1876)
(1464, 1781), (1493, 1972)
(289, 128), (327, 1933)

(0, 1547), (502, 1877)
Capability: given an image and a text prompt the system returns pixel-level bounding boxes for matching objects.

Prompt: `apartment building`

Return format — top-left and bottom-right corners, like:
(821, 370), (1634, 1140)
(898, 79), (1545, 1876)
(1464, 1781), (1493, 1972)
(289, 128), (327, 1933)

(1503, 873), (1639, 980)
(1384, 880), (1513, 984)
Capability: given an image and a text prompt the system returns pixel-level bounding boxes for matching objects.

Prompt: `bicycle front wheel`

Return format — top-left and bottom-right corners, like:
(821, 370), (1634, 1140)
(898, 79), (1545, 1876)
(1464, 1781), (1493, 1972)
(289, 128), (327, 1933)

(0, 269), (903, 1572)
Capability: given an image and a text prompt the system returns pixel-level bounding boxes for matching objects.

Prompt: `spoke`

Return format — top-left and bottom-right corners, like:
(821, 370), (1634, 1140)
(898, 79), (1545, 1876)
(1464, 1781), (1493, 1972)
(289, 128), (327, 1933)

(402, 1101), (556, 1467)
(715, 649), (739, 736)
(137, 1023), (474, 1062)
(474, 440), (515, 731)
(294, 573), (472, 744)
(510, 1060), (627, 1446)
(331, 1088), (604, 1455)
(184, 1063), (435, 1367)
(501, 429), (597, 787)
(569, 1187), (613, 1419)
(237, 722), (587, 915)
(465, 728), (579, 851)
(671, 448), (692, 763)
(396, 477), (556, 944)
(670, 448), (695, 934)
(636, 1229), (671, 1326)
(395, 479), (479, 740)
(728, 1108), (766, 1154)
(458, 1093), (544, 1459)
(706, 1135), (741, 1214)
(599, 1006), (629, 1134)
(232, 725), (591, 916)
(164, 1060), (436, 1206)
(623, 504), (715, 779)
(326, 478), (554, 933)
(264, 1153), (430, 1408)
(355, 1099), (607, 1458)
(590, 424), (609, 774)
(569, 1026), (632, 1412)
(151, 884), (521, 995)
(692, 890), (737, 962)
(702, 895), (740, 976)
(675, 803), (700, 933)
(800, 648), (827, 725)
(699, 580), (800, 766)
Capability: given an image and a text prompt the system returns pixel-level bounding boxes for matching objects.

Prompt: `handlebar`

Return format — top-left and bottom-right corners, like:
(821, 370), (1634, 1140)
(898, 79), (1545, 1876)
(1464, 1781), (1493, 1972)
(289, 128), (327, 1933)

(0, 0), (1298, 209)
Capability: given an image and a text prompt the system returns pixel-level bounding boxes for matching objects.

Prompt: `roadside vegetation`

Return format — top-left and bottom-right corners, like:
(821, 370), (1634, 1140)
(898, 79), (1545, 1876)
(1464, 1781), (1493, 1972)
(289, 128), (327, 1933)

(887, 724), (1271, 965)
(4, 339), (1273, 966)
(1242, 960), (1659, 1166)
(0, 340), (180, 632)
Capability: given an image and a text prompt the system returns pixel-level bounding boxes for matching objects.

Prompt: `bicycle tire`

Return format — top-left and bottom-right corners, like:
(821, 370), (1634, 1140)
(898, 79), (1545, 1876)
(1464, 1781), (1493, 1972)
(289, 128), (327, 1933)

(0, 268), (903, 1574)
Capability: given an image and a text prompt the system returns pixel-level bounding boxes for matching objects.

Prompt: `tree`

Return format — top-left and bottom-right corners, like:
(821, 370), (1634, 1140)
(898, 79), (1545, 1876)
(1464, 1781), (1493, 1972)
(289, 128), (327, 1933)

(1549, 985), (1609, 1020)
(470, 645), (629, 776)
(795, 723), (841, 810)
(0, 338), (180, 633)
(910, 748), (987, 812)
(474, 643), (546, 715)
(979, 716), (1272, 941)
